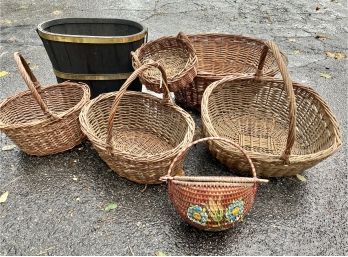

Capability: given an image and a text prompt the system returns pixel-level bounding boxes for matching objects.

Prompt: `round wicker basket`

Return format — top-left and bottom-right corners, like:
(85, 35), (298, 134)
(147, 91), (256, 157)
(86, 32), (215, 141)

(0, 52), (90, 156)
(132, 32), (198, 93)
(79, 62), (195, 184)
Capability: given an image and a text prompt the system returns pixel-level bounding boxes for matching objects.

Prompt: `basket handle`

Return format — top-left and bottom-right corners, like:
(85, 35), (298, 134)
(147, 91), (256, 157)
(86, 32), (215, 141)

(176, 32), (196, 54)
(164, 137), (258, 181)
(106, 62), (173, 152)
(13, 52), (58, 119)
(131, 51), (142, 67)
(255, 41), (296, 163)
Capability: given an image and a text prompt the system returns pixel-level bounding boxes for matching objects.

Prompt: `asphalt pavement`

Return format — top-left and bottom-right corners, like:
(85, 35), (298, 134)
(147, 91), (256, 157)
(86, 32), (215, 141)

(0, 0), (347, 255)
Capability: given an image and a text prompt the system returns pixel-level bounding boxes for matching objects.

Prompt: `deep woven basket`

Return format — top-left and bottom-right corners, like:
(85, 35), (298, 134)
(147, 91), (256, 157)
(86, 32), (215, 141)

(0, 52), (90, 156)
(132, 32), (198, 93)
(79, 62), (195, 184)
(201, 41), (342, 177)
(161, 137), (268, 231)
(174, 33), (288, 111)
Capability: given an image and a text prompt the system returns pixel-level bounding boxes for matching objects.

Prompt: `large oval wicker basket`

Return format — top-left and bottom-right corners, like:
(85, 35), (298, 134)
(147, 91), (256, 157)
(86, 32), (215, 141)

(161, 137), (268, 231)
(132, 32), (198, 93)
(201, 41), (342, 177)
(79, 62), (195, 184)
(174, 33), (288, 111)
(0, 53), (90, 156)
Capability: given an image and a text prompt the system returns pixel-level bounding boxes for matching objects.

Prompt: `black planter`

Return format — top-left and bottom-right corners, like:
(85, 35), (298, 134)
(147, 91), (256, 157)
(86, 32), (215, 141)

(37, 18), (147, 97)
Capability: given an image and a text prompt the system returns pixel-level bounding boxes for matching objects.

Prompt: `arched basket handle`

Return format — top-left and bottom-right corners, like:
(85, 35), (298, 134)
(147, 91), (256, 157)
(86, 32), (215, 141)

(255, 41), (297, 163)
(176, 32), (196, 54)
(161, 137), (268, 183)
(106, 62), (173, 153)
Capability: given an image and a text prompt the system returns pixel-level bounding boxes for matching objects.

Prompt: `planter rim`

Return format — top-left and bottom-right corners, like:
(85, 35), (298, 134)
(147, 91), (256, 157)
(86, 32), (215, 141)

(37, 18), (147, 44)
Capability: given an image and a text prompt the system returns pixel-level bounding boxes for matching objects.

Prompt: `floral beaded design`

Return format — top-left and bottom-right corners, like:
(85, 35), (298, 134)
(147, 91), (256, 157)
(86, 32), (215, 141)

(225, 199), (244, 223)
(206, 199), (224, 225)
(187, 205), (208, 225)
(186, 199), (245, 227)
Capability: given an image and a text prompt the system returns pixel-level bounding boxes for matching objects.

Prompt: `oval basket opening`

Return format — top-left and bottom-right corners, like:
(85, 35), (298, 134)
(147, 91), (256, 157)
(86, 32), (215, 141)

(38, 18), (146, 38)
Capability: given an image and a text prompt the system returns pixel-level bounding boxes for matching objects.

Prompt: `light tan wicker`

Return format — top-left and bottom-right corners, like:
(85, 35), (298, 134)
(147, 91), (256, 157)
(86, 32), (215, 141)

(132, 32), (198, 93)
(201, 41), (342, 177)
(79, 62), (195, 184)
(0, 52), (90, 156)
(161, 137), (268, 231)
(174, 33), (288, 111)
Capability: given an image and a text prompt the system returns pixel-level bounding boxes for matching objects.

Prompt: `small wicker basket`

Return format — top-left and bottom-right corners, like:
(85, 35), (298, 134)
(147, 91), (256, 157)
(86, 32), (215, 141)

(174, 33), (287, 111)
(201, 41), (342, 177)
(132, 32), (198, 93)
(79, 62), (195, 184)
(0, 52), (90, 156)
(161, 137), (268, 231)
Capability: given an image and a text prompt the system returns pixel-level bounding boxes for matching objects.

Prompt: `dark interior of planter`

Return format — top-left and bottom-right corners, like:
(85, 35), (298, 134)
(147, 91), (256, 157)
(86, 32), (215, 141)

(45, 22), (142, 37)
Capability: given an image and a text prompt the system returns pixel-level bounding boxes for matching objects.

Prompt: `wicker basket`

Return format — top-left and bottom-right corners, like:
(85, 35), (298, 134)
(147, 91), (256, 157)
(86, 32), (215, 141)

(201, 41), (342, 177)
(132, 32), (198, 93)
(160, 137), (268, 231)
(174, 33), (288, 111)
(79, 62), (195, 184)
(0, 52), (90, 156)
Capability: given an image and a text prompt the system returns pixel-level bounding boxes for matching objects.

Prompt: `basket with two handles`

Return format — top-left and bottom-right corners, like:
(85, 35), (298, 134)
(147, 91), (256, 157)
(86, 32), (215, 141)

(132, 32), (198, 93)
(174, 33), (288, 111)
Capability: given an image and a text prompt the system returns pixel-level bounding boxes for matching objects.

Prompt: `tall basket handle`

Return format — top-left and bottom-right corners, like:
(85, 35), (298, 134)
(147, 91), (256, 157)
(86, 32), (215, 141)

(163, 137), (266, 183)
(13, 52), (58, 119)
(255, 41), (296, 163)
(106, 62), (173, 153)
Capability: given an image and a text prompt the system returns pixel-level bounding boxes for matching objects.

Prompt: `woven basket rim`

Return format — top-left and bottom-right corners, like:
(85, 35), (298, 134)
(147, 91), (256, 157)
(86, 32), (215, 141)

(79, 91), (195, 161)
(186, 33), (288, 77)
(0, 82), (89, 129)
(201, 75), (342, 162)
(140, 63), (197, 84)
(187, 32), (267, 46)
(136, 34), (195, 51)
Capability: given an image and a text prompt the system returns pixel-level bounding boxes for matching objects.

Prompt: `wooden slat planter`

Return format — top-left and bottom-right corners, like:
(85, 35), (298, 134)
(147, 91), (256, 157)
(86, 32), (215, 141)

(37, 18), (147, 97)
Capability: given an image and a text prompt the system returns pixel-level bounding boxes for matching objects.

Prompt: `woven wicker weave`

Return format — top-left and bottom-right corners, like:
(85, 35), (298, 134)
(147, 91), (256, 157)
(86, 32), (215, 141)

(201, 41), (342, 177)
(161, 137), (268, 231)
(132, 32), (198, 93)
(79, 62), (195, 184)
(174, 33), (288, 111)
(0, 52), (90, 156)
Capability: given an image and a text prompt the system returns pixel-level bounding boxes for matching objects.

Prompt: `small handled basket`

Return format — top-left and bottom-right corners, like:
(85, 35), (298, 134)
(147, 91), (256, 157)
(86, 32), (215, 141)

(174, 33), (288, 111)
(0, 52), (90, 156)
(161, 137), (268, 231)
(79, 62), (195, 184)
(132, 32), (198, 93)
(201, 41), (342, 177)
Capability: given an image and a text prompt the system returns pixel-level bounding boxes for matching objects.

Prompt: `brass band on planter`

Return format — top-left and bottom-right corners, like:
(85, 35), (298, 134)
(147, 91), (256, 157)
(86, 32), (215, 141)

(37, 30), (147, 44)
(53, 69), (132, 81)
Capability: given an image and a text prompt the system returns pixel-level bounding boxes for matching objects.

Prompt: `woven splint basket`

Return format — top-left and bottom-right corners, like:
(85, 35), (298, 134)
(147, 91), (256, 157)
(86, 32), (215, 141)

(174, 33), (287, 111)
(79, 62), (195, 184)
(161, 137), (268, 231)
(0, 52), (90, 156)
(201, 41), (342, 177)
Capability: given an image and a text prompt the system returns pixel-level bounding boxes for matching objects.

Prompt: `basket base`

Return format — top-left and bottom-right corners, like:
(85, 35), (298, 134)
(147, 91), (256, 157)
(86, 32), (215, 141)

(110, 129), (175, 157)
(213, 114), (289, 155)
